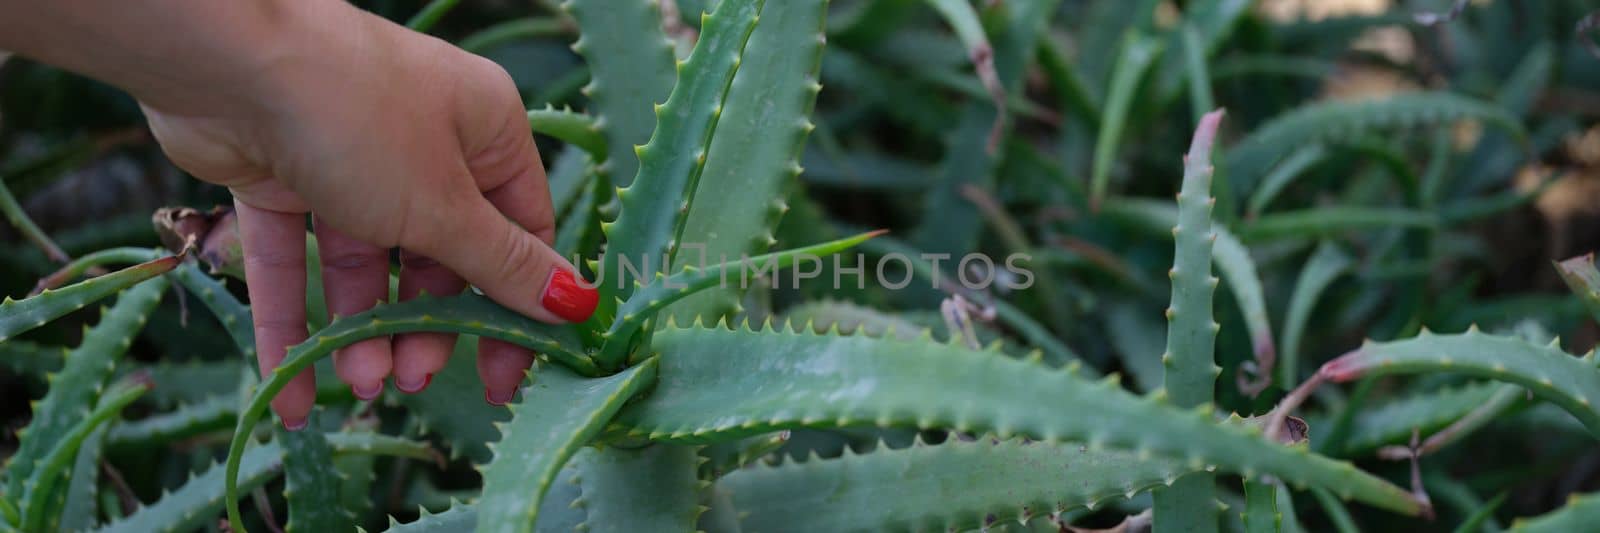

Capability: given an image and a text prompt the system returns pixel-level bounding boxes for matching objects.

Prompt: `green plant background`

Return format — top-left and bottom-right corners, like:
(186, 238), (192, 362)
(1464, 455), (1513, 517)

(4, 0), (1600, 531)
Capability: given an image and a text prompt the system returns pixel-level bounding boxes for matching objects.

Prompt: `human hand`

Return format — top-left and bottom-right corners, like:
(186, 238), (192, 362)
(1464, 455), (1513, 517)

(137, 1), (597, 428)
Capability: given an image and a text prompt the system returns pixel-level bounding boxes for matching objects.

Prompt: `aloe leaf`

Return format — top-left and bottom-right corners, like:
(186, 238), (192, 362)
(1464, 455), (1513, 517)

(223, 294), (589, 532)
(1158, 0), (1251, 104)
(780, 301), (925, 341)
(19, 376), (148, 532)
(1510, 492), (1600, 532)
(913, 0), (1060, 258)
(475, 360), (659, 533)
(563, 0), (676, 188)
(0, 339), (64, 377)
(97, 444), (284, 533)
(106, 394), (236, 448)
(140, 360), (244, 407)
(527, 106), (607, 163)
(5, 278), (166, 502)
(1555, 253), (1600, 324)
(1088, 30), (1163, 209)
(1154, 109), (1225, 533)
(459, 17), (572, 54)
(383, 500), (478, 532)
(98, 433), (428, 533)
(1332, 381), (1504, 456)
(923, 0), (1003, 147)
(168, 262), (257, 361)
(701, 432), (789, 478)
(594, 0), (765, 325)
(1243, 480), (1280, 533)
(0, 254), (176, 343)
(34, 249), (254, 362)
(1281, 242), (1352, 385)
(59, 426), (105, 531)
(612, 325), (1423, 515)
(1225, 92), (1526, 200)
(719, 436), (1196, 532)
(1246, 145), (1328, 218)
(1317, 330), (1600, 437)
(1453, 492), (1508, 533)
(1181, 24), (1215, 124)
(394, 465), (584, 531)
(1099, 199), (1276, 393)
(279, 414), (352, 532)
(569, 445), (703, 533)
(600, 231), (882, 364)
(667, 0), (828, 324)
(405, 0), (460, 32)
(0, 179), (68, 264)
(1106, 303), (1167, 393)
(1237, 207), (1438, 242)
(1311, 487), (1361, 533)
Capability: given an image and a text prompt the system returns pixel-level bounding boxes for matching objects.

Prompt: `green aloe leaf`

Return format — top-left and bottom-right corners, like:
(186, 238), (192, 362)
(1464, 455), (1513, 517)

(569, 445), (704, 533)
(5, 278), (167, 505)
(1316, 330), (1600, 437)
(599, 231), (882, 364)
(279, 415), (352, 532)
(563, 0), (676, 188)
(222, 293), (588, 531)
(718, 436), (1196, 532)
(19, 376), (148, 532)
(475, 360), (659, 533)
(667, 0), (829, 324)
(98, 433), (433, 533)
(593, 0), (766, 328)
(1243, 479), (1281, 533)
(1510, 492), (1600, 532)
(1154, 109), (1225, 533)
(1099, 198), (1276, 393)
(0, 254), (177, 343)
(1225, 92), (1526, 202)
(1555, 253), (1600, 324)
(611, 325), (1423, 515)
(1280, 242), (1352, 385)
(527, 106), (607, 163)
(1088, 30), (1164, 209)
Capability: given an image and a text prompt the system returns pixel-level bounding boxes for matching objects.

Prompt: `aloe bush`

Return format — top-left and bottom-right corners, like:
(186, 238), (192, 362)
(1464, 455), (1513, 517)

(6, 0), (1600, 531)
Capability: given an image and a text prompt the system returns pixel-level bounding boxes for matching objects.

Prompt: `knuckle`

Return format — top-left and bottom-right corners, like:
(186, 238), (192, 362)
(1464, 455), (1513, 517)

(244, 250), (303, 270)
(322, 251), (384, 271)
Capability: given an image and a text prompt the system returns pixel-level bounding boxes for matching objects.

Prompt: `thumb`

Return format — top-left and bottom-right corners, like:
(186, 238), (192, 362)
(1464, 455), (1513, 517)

(411, 193), (596, 324)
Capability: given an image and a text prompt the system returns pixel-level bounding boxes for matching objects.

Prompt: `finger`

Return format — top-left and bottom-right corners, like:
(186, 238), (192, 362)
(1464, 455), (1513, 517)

(391, 250), (466, 394)
(479, 338), (535, 406)
(420, 55), (595, 324)
(411, 191), (594, 325)
(476, 137), (551, 404)
(313, 217), (393, 400)
(234, 200), (315, 430)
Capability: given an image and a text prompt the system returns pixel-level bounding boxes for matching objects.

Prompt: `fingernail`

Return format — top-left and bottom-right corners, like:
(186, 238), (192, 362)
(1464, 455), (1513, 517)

(352, 381), (383, 400)
(282, 417), (308, 431)
(396, 373), (432, 394)
(485, 387), (514, 406)
(541, 269), (598, 323)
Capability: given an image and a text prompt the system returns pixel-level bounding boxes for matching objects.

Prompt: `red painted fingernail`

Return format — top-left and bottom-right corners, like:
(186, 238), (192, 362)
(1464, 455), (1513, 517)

(540, 269), (598, 323)
(352, 381), (383, 401)
(397, 373), (432, 394)
(282, 417), (308, 431)
(485, 387), (514, 406)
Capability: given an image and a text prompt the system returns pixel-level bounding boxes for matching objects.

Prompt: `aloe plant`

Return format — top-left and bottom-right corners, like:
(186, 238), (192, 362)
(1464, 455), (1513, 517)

(8, 0), (1600, 532)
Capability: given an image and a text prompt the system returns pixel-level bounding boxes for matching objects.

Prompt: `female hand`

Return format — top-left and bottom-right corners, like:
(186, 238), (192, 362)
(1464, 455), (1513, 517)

(0, 0), (599, 428)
